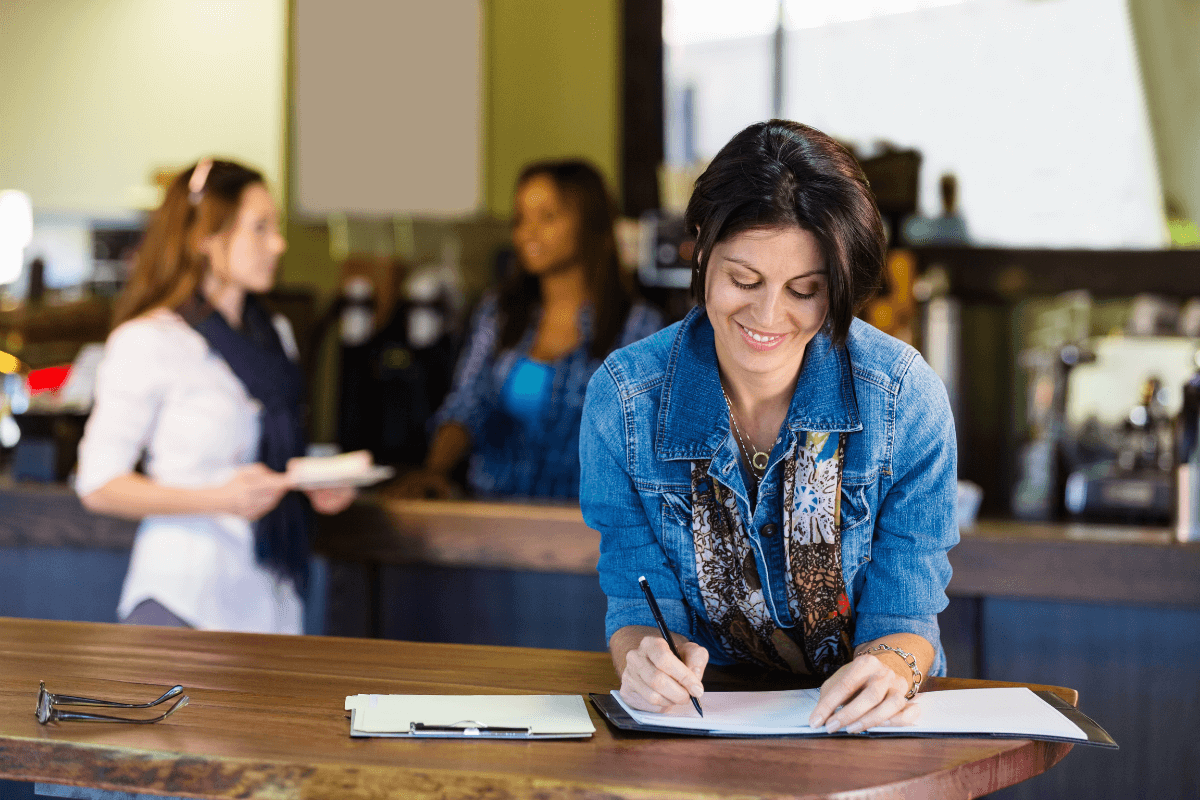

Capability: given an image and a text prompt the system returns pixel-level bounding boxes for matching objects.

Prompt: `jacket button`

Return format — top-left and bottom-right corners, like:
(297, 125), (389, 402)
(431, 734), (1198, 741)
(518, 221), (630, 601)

(761, 523), (778, 537)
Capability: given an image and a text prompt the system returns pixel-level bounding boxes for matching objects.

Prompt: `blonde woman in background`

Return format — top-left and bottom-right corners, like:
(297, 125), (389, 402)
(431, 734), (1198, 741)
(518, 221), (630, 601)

(76, 159), (353, 633)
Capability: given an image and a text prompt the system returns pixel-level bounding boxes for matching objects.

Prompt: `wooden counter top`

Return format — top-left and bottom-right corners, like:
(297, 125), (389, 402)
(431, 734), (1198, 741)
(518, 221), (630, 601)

(0, 617), (1079, 800)
(4, 481), (1199, 607)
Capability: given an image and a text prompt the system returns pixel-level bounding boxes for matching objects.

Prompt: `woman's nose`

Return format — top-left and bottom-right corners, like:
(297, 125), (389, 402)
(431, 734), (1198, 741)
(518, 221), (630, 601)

(752, 289), (785, 328)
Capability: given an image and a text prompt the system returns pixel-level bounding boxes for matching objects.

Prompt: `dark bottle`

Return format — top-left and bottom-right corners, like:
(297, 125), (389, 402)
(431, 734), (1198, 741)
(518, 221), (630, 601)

(1176, 366), (1200, 541)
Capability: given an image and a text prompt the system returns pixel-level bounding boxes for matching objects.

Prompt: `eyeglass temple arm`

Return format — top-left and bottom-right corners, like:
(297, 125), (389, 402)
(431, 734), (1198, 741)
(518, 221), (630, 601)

(48, 696), (189, 724)
(49, 684), (184, 709)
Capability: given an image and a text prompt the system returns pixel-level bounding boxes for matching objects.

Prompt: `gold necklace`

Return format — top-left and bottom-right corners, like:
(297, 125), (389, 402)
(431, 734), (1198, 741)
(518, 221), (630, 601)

(721, 387), (770, 476)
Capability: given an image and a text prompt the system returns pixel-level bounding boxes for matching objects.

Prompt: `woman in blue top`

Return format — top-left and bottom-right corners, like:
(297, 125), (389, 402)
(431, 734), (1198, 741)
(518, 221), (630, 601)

(397, 160), (662, 500)
(580, 121), (959, 734)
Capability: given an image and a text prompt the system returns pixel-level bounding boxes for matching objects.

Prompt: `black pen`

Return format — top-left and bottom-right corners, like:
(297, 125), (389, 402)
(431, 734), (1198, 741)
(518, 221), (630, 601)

(638, 575), (704, 717)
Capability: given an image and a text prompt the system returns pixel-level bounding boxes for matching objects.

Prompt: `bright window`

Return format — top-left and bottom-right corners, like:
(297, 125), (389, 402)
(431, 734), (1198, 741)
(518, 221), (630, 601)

(665, 0), (1166, 248)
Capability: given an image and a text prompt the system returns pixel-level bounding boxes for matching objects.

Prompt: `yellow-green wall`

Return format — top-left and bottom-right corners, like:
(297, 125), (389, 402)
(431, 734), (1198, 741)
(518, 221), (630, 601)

(0, 0), (623, 286)
(484, 0), (621, 217)
(0, 0), (286, 213)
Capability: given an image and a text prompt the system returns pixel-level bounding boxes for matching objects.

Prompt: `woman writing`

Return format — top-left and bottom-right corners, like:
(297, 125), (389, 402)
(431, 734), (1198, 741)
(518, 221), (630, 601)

(76, 159), (354, 633)
(580, 121), (959, 733)
(397, 160), (662, 500)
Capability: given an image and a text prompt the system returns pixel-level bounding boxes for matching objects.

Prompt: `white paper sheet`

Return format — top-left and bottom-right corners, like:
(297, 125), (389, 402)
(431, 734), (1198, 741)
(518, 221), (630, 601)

(612, 687), (1087, 740)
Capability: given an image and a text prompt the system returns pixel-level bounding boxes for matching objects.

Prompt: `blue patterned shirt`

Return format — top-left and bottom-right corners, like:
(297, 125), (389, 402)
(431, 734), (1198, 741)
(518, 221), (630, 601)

(433, 294), (664, 499)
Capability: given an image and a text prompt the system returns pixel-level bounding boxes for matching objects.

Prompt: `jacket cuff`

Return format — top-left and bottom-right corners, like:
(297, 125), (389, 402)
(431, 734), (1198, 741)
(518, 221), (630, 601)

(605, 595), (692, 645)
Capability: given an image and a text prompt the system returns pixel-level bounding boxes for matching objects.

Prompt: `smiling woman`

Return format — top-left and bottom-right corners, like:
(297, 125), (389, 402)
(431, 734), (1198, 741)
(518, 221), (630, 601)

(580, 119), (959, 738)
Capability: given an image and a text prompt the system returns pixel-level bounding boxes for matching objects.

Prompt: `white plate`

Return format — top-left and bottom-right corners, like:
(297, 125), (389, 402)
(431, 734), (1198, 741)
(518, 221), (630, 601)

(289, 465), (396, 490)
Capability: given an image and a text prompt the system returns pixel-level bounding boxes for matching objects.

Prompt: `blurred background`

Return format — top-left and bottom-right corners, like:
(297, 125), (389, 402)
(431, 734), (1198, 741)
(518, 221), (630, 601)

(2, 0), (1198, 517)
(1, 2), (1198, 798)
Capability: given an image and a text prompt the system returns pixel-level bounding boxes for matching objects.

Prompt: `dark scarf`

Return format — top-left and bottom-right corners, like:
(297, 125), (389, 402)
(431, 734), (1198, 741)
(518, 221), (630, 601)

(180, 294), (313, 594)
(690, 430), (854, 677)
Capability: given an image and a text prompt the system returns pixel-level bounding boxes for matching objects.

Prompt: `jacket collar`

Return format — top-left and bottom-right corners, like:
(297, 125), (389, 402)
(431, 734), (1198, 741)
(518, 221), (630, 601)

(656, 307), (862, 462)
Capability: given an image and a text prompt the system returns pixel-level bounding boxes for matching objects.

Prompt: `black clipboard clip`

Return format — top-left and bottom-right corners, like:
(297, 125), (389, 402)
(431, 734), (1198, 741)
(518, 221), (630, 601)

(410, 720), (533, 737)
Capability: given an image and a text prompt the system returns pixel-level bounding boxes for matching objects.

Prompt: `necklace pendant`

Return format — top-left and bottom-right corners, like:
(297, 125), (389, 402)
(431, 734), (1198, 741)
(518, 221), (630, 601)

(752, 451), (769, 471)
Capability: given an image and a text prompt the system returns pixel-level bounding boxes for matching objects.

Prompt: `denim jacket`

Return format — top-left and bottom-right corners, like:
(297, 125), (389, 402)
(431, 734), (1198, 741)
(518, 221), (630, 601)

(579, 307), (959, 675)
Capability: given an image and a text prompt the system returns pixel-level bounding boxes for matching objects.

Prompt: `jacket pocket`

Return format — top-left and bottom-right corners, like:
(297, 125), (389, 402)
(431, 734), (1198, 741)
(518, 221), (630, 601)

(658, 491), (700, 597)
(839, 481), (873, 568)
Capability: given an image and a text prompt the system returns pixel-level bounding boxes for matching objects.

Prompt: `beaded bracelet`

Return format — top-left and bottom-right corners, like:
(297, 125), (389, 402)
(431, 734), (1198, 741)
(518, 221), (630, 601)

(860, 643), (923, 699)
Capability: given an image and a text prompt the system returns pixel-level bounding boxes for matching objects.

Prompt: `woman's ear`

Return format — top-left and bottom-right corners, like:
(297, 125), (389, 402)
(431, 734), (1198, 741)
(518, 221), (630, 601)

(195, 230), (228, 277)
(195, 232), (217, 259)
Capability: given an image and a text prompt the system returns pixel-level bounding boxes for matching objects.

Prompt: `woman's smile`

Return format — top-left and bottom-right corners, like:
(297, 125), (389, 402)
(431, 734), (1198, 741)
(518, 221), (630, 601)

(737, 322), (788, 350)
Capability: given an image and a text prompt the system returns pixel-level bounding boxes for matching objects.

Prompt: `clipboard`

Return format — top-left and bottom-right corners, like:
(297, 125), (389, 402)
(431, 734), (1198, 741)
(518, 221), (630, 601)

(344, 694), (596, 739)
(589, 687), (1117, 748)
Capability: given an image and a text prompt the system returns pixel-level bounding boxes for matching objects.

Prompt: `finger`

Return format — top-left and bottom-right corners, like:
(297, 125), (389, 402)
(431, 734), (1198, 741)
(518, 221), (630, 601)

(841, 683), (910, 733)
(619, 683), (663, 712)
(630, 644), (698, 706)
(644, 639), (704, 697)
(881, 701), (922, 728)
(246, 474), (288, 493)
(622, 660), (682, 710)
(810, 659), (874, 727)
(831, 676), (907, 733)
(678, 642), (710, 682)
(633, 658), (695, 707)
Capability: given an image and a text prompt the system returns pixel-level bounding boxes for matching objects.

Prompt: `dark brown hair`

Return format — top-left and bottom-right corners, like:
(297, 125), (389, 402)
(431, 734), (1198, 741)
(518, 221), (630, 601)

(497, 159), (633, 359)
(685, 120), (885, 346)
(113, 159), (264, 326)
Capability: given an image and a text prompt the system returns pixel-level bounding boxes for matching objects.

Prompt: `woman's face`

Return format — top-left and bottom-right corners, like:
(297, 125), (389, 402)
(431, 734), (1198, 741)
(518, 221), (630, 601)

(512, 174), (583, 277)
(704, 225), (829, 387)
(206, 183), (287, 295)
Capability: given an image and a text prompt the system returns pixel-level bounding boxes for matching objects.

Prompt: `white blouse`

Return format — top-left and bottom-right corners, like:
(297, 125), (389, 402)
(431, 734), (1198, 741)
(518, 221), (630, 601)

(76, 308), (303, 634)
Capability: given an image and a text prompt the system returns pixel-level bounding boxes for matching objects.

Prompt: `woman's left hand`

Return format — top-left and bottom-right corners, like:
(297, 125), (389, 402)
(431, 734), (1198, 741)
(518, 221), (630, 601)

(808, 654), (920, 733)
(305, 486), (357, 515)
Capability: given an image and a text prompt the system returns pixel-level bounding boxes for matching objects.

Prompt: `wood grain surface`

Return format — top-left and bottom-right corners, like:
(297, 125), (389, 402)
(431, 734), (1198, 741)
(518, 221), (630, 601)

(0, 617), (1076, 800)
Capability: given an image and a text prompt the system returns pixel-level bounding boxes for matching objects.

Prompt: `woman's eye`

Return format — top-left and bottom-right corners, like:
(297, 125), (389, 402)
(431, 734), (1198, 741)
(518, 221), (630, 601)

(789, 287), (817, 299)
(731, 276), (760, 290)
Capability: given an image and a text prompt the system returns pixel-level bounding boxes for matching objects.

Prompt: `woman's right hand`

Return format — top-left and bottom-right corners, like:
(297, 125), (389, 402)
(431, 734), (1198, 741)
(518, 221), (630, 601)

(389, 468), (457, 500)
(219, 463), (291, 520)
(617, 629), (709, 713)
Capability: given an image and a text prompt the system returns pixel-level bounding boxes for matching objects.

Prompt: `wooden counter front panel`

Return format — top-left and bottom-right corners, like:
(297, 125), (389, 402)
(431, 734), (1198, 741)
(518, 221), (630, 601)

(4, 484), (1198, 608)
(314, 499), (1200, 607)
(317, 498), (600, 574)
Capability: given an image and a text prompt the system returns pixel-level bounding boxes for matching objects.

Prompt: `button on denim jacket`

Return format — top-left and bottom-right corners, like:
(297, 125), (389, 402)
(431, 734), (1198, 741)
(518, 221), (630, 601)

(579, 307), (959, 675)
